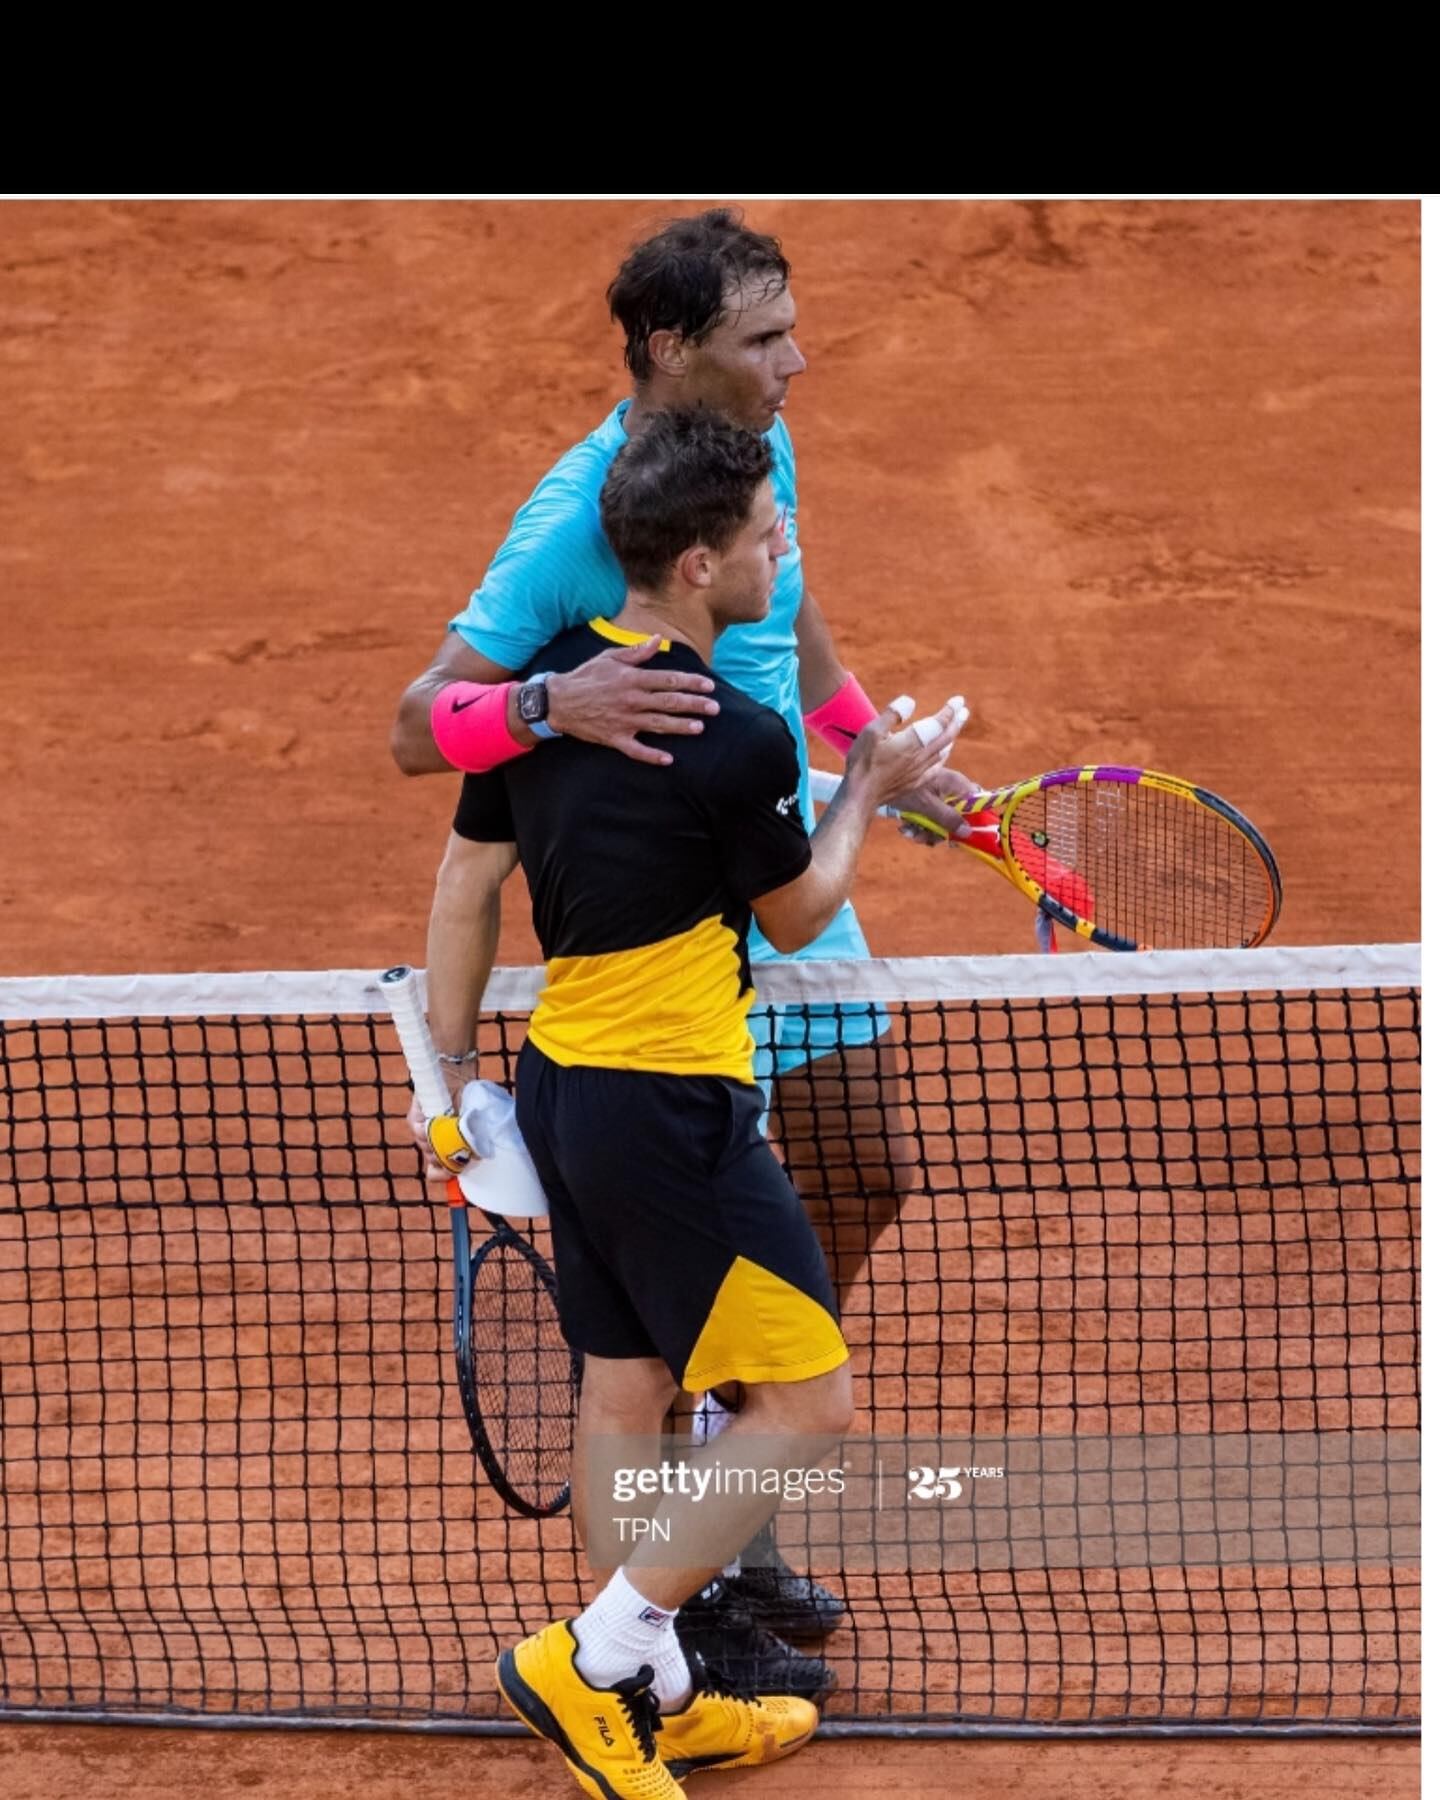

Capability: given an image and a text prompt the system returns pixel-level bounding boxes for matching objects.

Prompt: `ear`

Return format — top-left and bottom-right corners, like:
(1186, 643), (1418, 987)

(648, 328), (688, 379)
(677, 543), (714, 590)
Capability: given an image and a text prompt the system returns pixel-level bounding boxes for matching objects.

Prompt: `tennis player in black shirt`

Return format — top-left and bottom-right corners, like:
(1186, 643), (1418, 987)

(454, 411), (962, 1798)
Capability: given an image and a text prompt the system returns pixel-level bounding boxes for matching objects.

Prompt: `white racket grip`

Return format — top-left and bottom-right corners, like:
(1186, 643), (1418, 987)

(379, 965), (452, 1120)
(807, 766), (903, 819)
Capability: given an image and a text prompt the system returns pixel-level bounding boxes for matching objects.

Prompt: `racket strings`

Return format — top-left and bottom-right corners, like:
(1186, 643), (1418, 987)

(469, 1234), (575, 1506)
(1013, 784), (1273, 949)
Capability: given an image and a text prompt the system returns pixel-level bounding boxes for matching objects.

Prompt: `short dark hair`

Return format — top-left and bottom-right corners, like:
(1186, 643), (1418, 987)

(600, 411), (774, 591)
(607, 207), (791, 382)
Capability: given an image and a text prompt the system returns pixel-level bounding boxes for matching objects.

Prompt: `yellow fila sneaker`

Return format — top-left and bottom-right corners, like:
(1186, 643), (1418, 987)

(496, 1618), (682, 1800)
(660, 1684), (818, 1780)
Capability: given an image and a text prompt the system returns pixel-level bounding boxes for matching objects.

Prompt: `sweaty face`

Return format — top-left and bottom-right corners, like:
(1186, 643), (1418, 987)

(682, 280), (807, 432)
(710, 480), (789, 627)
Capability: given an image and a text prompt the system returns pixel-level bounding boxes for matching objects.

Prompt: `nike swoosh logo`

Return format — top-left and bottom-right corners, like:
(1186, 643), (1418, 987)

(450, 694), (483, 713)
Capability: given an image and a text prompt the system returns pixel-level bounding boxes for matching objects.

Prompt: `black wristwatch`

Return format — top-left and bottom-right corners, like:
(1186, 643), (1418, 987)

(516, 672), (561, 739)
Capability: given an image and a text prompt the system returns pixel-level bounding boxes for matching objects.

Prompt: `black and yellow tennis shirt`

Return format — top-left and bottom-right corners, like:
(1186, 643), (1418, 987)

(452, 619), (813, 1084)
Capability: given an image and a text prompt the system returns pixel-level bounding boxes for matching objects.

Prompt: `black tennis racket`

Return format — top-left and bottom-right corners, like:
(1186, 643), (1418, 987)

(380, 965), (577, 1519)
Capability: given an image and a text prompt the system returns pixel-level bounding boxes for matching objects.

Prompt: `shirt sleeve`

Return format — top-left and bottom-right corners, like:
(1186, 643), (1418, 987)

(448, 479), (627, 671)
(699, 713), (813, 902)
(452, 771), (515, 845)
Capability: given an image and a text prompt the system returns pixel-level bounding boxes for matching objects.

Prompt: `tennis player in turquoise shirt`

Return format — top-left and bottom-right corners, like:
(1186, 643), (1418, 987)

(390, 207), (974, 1697)
(443, 397), (878, 1009)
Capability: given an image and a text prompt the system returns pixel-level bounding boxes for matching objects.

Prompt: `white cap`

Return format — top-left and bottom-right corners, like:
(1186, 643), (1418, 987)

(453, 1079), (549, 1217)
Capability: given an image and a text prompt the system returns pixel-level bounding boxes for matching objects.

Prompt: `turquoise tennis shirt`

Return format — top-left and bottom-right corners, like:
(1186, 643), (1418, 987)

(449, 399), (880, 1075)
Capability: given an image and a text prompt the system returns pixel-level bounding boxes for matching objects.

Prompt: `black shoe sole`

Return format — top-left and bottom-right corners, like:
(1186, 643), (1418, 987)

(496, 1649), (625, 1800)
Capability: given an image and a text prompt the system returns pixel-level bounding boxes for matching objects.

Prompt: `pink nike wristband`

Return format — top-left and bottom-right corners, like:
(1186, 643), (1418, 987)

(430, 681), (530, 774)
(804, 671), (879, 756)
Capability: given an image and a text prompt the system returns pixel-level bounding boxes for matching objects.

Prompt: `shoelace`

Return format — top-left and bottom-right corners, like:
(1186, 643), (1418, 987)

(686, 1650), (759, 1705)
(612, 1668), (663, 1760)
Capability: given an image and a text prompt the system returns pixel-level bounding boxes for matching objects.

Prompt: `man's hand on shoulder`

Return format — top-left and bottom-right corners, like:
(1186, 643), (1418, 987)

(547, 636), (720, 768)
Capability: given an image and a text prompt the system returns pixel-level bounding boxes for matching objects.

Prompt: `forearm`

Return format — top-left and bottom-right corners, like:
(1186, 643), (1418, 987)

(394, 630), (721, 776)
(752, 697), (965, 952)
(799, 596), (879, 756)
(794, 589), (849, 716)
(392, 636), (531, 777)
(425, 836), (518, 1069)
(393, 669), (459, 775)
(797, 779), (876, 931)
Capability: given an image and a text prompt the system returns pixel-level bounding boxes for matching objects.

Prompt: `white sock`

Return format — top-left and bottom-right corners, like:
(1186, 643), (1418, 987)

(572, 1569), (693, 1712)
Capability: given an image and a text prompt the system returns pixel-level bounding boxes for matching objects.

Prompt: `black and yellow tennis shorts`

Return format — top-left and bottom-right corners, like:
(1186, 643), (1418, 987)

(515, 1041), (849, 1390)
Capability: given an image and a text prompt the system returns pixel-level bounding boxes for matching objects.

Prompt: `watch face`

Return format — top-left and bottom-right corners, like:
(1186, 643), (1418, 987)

(519, 680), (548, 723)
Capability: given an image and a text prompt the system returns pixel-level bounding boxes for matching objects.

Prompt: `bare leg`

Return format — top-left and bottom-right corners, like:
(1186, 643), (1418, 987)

(772, 1035), (918, 1300)
(573, 1351), (678, 1589)
(622, 1363), (854, 1610)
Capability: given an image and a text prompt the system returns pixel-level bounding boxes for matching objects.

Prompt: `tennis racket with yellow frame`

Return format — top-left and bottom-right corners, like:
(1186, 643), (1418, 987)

(810, 762), (1282, 952)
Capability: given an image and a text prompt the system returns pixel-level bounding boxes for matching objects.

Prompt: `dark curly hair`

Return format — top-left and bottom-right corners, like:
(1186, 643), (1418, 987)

(600, 411), (775, 591)
(607, 208), (791, 382)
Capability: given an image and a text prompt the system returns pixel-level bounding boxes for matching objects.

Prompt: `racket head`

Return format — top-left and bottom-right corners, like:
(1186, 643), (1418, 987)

(453, 1218), (579, 1520)
(984, 765), (1282, 952)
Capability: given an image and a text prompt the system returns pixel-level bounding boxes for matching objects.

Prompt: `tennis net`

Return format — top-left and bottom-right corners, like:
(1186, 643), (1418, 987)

(0, 944), (1419, 1735)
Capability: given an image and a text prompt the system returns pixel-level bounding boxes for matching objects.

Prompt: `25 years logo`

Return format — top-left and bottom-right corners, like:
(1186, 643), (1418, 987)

(907, 1465), (965, 1501)
(905, 1462), (1006, 1500)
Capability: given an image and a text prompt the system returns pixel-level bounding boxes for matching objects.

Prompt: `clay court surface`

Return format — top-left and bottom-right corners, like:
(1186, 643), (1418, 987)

(0, 1722), (1421, 1799)
(0, 200), (1420, 1795)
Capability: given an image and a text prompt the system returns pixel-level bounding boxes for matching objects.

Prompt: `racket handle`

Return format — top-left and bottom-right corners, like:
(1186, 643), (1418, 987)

(379, 964), (453, 1121)
(808, 766), (905, 821)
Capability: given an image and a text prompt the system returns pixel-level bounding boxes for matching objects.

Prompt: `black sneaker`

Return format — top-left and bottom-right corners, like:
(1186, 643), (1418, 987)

(675, 1588), (837, 1702)
(728, 1522), (846, 1639)
(727, 1526), (849, 1641)
(721, 1565), (845, 1641)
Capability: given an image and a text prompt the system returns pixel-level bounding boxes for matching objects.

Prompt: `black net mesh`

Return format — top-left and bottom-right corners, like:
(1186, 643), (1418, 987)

(0, 964), (1419, 1731)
